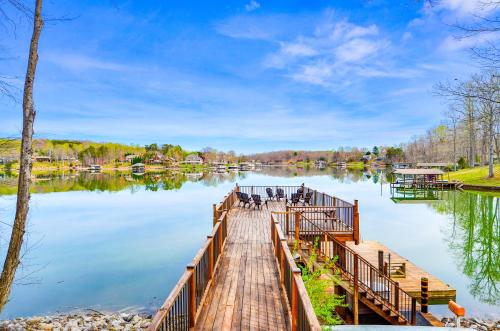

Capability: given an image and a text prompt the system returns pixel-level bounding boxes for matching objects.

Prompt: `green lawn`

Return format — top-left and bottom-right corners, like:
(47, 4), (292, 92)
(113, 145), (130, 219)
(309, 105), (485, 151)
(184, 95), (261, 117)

(447, 164), (500, 187)
(346, 161), (366, 170)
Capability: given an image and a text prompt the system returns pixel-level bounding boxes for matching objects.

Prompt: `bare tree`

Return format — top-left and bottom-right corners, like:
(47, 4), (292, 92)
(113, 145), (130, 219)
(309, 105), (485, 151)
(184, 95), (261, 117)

(0, 0), (43, 312)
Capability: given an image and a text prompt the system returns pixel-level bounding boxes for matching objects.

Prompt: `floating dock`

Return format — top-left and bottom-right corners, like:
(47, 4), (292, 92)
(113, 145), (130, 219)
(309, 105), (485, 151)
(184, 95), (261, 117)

(346, 240), (456, 303)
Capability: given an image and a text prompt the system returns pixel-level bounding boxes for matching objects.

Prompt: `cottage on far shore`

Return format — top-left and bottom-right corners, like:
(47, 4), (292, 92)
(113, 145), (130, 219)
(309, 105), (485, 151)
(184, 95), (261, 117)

(184, 154), (204, 165)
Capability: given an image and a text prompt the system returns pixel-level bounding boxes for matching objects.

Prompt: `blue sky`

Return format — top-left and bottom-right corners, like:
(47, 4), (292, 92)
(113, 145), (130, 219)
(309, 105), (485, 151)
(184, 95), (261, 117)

(0, 0), (497, 153)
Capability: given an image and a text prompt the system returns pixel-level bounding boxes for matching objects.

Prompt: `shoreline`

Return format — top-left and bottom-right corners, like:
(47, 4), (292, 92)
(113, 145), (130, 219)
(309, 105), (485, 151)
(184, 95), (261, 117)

(0, 312), (497, 330)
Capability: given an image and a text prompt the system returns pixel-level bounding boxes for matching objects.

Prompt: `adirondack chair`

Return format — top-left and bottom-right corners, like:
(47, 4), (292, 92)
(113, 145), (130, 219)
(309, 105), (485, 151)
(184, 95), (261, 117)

(302, 192), (313, 205)
(265, 188), (274, 201)
(251, 194), (265, 209)
(236, 192), (252, 208)
(276, 188), (285, 201)
(290, 193), (301, 206)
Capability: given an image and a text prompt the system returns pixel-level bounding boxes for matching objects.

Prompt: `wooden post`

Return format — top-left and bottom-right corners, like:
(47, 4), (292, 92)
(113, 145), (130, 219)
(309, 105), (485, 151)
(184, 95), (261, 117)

(353, 200), (359, 245)
(187, 264), (196, 327)
(394, 281), (400, 312)
(421, 277), (429, 313)
(353, 253), (359, 325)
(280, 239), (286, 285)
(378, 250), (384, 272)
(332, 196), (337, 207)
(324, 233), (329, 258)
(212, 203), (217, 226)
(218, 226), (222, 256)
(286, 205), (290, 236)
(294, 212), (300, 242)
(291, 268), (300, 331)
(207, 236), (214, 279)
(322, 192), (325, 205)
(411, 298), (417, 325)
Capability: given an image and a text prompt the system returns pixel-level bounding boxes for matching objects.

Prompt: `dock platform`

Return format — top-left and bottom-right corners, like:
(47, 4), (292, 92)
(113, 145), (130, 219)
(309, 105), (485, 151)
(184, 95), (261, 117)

(346, 241), (456, 303)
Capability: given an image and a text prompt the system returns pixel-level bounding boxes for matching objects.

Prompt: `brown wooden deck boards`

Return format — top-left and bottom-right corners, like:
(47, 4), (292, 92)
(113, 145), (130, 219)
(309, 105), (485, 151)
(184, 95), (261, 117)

(194, 201), (289, 331)
(346, 240), (456, 301)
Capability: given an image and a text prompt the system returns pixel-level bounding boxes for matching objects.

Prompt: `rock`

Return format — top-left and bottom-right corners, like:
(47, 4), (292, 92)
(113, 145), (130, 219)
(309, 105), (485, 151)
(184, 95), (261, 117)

(120, 313), (133, 322)
(39, 322), (53, 330)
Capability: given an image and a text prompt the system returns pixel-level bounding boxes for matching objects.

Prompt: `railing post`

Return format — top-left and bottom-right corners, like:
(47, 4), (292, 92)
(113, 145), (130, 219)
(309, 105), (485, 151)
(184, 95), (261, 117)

(378, 250), (384, 272)
(286, 206), (290, 236)
(411, 297), (417, 325)
(218, 225), (223, 256)
(291, 268), (300, 331)
(324, 233), (329, 258)
(394, 281), (400, 311)
(187, 264), (196, 327)
(322, 192), (325, 205)
(294, 212), (300, 242)
(421, 277), (429, 313)
(207, 236), (214, 280)
(332, 196), (337, 207)
(280, 239), (286, 285)
(354, 200), (359, 245)
(212, 203), (217, 226)
(353, 253), (359, 325)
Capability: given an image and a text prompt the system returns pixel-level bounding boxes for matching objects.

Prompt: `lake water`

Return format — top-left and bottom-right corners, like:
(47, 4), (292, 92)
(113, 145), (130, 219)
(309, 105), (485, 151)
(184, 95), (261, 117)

(0, 168), (498, 319)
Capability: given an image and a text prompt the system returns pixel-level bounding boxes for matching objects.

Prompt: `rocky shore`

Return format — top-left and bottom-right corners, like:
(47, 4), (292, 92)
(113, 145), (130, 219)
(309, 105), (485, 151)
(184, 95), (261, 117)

(441, 317), (500, 330)
(0, 312), (152, 331)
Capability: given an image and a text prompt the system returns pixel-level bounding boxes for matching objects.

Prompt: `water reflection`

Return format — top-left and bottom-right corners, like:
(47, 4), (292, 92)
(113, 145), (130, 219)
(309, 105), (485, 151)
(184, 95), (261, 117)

(0, 167), (498, 318)
(435, 191), (499, 305)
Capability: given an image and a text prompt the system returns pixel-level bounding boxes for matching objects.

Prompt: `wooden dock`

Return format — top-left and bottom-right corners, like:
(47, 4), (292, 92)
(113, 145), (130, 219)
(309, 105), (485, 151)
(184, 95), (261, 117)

(194, 201), (289, 330)
(149, 185), (453, 331)
(346, 240), (456, 303)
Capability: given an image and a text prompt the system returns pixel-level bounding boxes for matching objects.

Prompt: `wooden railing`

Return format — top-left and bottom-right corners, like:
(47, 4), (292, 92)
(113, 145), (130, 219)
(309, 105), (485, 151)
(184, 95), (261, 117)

(274, 211), (417, 325)
(212, 186), (238, 226)
(241, 184), (359, 243)
(149, 211), (229, 331)
(270, 213), (322, 331)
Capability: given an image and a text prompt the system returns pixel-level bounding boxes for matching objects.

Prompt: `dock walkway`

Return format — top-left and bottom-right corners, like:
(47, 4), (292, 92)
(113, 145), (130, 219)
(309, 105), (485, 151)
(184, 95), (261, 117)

(194, 201), (288, 330)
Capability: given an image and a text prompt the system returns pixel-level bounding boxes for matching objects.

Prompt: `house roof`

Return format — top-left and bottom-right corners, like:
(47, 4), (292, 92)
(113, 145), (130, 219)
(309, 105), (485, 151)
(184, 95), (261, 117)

(416, 162), (450, 167)
(185, 154), (202, 160)
(393, 168), (444, 175)
(132, 163), (145, 166)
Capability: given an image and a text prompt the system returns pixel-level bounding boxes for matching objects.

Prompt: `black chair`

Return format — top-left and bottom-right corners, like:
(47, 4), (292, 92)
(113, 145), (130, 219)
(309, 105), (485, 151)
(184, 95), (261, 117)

(266, 188), (274, 200)
(302, 192), (313, 205)
(276, 188), (285, 201)
(290, 193), (300, 205)
(297, 187), (304, 198)
(251, 194), (265, 209)
(236, 192), (251, 208)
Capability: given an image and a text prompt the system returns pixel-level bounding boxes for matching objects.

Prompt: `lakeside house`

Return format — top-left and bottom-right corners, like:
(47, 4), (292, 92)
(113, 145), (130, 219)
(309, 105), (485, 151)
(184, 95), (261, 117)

(392, 162), (412, 169)
(315, 160), (327, 169)
(148, 152), (164, 165)
(416, 162), (453, 169)
(0, 156), (17, 164)
(89, 165), (101, 172)
(125, 154), (139, 163)
(184, 154), (204, 165)
(239, 162), (253, 170)
(33, 155), (52, 162)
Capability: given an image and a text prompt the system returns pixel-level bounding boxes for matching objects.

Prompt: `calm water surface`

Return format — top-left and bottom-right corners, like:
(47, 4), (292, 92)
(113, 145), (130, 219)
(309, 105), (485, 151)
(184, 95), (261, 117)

(0, 168), (498, 319)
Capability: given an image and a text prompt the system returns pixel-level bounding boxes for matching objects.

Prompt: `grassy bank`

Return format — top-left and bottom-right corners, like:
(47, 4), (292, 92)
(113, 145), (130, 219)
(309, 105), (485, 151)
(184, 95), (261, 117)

(447, 165), (500, 187)
(346, 161), (365, 170)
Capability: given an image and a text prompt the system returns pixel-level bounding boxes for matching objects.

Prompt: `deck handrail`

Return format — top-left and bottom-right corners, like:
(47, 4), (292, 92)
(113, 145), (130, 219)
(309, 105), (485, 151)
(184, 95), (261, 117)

(276, 211), (417, 325)
(148, 211), (229, 331)
(271, 214), (322, 331)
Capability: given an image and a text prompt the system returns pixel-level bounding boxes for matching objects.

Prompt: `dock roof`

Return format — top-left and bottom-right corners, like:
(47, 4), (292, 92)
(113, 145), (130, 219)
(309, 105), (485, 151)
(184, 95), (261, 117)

(393, 168), (444, 175)
(416, 162), (450, 167)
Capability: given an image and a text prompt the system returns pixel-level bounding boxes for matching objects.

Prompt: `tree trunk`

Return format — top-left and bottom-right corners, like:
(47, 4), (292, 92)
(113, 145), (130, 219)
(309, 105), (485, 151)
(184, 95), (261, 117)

(0, 0), (43, 312)
(488, 109), (495, 178)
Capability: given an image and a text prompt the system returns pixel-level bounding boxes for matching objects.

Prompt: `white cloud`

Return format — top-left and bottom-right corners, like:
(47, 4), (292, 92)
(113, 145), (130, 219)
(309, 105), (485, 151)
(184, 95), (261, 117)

(281, 42), (317, 57)
(335, 38), (385, 63)
(440, 31), (500, 51)
(245, 0), (261, 12)
(45, 52), (132, 72)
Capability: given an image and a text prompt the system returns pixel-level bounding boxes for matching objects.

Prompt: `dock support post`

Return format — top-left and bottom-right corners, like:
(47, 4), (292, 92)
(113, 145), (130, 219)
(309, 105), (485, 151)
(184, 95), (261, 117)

(411, 297), (417, 325)
(324, 233), (329, 259)
(207, 236), (214, 279)
(353, 253), (359, 325)
(421, 277), (429, 313)
(353, 200), (359, 245)
(378, 250), (384, 272)
(394, 281), (400, 312)
(294, 212), (300, 243)
(291, 268), (300, 331)
(187, 264), (196, 327)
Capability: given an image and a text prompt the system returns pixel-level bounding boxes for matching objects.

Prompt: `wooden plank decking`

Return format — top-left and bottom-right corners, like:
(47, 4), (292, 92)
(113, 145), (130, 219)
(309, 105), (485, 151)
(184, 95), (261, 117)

(194, 201), (289, 331)
(346, 240), (456, 302)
